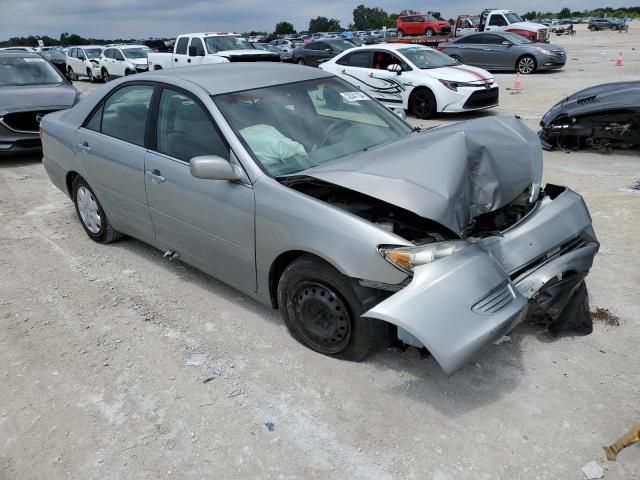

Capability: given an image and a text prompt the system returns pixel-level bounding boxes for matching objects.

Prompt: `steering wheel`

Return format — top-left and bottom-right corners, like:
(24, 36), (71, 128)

(319, 120), (351, 148)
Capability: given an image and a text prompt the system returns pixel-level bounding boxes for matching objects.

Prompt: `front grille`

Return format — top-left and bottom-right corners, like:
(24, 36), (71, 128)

(1, 110), (58, 133)
(463, 87), (499, 109)
(472, 283), (516, 315)
(538, 29), (548, 41)
(228, 54), (281, 63)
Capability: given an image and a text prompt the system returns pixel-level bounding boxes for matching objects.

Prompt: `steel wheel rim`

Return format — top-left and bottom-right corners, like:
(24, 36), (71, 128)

(519, 57), (535, 74)
(413, 92), (432, 117)
(293, 281), (351, 353)
(426, 30), (433, 37)
(77, 187), (101, 234)
(103, 71), (109, 82)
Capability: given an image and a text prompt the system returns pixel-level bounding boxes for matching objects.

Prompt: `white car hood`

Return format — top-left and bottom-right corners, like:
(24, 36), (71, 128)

(426, 65), (494, 84)
(216, 49), (274, 57)
(509, 21), (548, 32)
(131, 58), (148, 65)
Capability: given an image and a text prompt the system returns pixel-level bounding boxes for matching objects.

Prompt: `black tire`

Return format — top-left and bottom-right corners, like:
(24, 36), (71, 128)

(516, 55), (537, 74)
(102, 68), (110, 83)
(86, 68), (94, 83)
(409, 87), (437, 119)
(589, 25), (596, 31)
(425, 28), (434, 36)
(67, 66), (77, 81)
(277, 255), (377, 361)
(549, 281), (593, 336)
(297, 58), (305, 65)
(397, 30), (405, 38)
(125, 69), (133, 76)
(72, 176), (122, 244)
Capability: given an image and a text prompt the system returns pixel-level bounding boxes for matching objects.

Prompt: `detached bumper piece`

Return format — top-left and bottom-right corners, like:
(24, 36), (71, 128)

(463, 87), (499, 110)
(365, 186), (599, 375)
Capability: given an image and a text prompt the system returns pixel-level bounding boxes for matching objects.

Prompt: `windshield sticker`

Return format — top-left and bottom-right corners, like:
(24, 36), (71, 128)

(23, 58), (46, 62)
(340, 91), (370, 102)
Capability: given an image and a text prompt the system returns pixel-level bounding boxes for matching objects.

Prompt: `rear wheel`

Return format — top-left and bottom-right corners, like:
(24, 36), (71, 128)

(397, 30), (405, 37)
(277, 255), (377, 361)
(409, 87), (437, 119)
(516, 55), (537, 74)
(425, 28), (434, 36)
(67, 66), (77, 81)
(297, 58), (305, 65)
(72, 177), (122, 244)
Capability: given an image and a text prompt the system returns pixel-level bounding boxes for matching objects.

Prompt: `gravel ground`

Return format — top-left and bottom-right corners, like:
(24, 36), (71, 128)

(1, 24), (639, 479)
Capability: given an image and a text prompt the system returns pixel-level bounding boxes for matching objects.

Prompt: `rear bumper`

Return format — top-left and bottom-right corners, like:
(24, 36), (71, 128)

(364, 186), (598, 374)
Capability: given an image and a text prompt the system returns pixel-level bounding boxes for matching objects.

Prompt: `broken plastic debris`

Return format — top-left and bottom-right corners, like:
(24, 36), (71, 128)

(494, 335), (511, 345)
(203, 367), (222, 383)
(265, 421), (275, 432)
(580, 461), (604, 479)
(227, 388), (243, 398)
(603, 424), (640, 461)
(185, 354), (206, 367)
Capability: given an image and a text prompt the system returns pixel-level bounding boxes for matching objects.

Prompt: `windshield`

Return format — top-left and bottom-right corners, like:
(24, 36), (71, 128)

(85, 48), (102, 59)
(399, 47), (457, 68)
(205, 36), (253, 53)
(123, 48), (147, 59)
(214, 78), (413, 177)
(501, 32), (532, 44)
(505, 13), (523, 23)
(0, 56), (65, 86)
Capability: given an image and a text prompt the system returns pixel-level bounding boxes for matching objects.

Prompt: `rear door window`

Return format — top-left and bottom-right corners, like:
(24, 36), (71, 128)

(175, 37), (189, 55)
(190, 37), (205, 56)
(99, 85), (154, 146)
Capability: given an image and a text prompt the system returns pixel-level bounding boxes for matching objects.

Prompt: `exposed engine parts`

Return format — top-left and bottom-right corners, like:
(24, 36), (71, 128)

(539, 81), (640, 152)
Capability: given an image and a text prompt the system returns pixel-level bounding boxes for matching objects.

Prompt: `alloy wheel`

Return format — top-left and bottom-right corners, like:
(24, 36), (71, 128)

(76, 186), (101, 234)
(518, 56), (535, 74)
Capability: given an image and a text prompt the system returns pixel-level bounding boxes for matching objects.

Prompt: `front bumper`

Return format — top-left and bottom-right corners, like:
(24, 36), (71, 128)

(441, 85), (499, 112)
(537, 54), (566, 70)
(364, 186), (598, 374)
(0, 123), (41, 155)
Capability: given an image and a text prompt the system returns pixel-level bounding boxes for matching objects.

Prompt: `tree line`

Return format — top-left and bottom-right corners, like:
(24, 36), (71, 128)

(523, 6), (640, 20)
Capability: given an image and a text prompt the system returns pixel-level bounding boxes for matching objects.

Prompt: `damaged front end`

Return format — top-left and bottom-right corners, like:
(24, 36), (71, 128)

(539, 81), (640, 151)
(279, 117), (599, 374)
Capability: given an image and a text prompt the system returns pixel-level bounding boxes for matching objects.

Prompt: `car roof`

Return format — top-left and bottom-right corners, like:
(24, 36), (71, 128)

(349, 43), (435, 52)
(146, 63), (332, 95)
(0, 51), (42, 58)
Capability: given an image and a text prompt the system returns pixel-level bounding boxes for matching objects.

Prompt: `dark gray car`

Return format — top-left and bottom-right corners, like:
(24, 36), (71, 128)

(0, 52), (80, 155)
(440, 31), (566, 74)
(292, 39), (355, 67)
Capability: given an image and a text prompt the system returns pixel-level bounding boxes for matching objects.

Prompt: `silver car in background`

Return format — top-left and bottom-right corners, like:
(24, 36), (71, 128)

(41, 64), (597, 374)
(440, 31), (567, 74)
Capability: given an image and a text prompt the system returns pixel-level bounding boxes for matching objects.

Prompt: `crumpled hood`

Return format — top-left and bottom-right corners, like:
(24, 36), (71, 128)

(426, 64), (494, 84)
(0, 84), (79, 115)
(541, 81), (640, 124)
(508, 21), (548, 32)
(304, 116), (542, 236)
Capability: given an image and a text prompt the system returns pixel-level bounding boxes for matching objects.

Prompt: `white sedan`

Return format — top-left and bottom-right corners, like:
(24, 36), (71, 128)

(320, 44), (499, 119)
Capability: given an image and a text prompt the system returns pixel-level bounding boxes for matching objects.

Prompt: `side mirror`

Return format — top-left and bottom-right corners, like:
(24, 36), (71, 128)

(190, 156), (243, 181)
(387, 63), (402, 74)
(502, 41), (512, 46)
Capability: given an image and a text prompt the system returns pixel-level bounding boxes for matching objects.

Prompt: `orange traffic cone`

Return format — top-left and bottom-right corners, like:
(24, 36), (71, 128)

(615, 51), (624, 66)
(509, 72), (523, 94)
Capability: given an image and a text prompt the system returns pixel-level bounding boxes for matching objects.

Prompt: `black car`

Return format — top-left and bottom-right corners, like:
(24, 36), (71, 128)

(292, 39), (355, 67)
(539, 81), (640, 151)
(0, 52), (80, 155)
(40, 47), (68, 75)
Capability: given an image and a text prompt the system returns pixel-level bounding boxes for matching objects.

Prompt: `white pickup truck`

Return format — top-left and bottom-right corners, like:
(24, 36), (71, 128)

(147, 32), (280, 70)
(478, 9), (549, 42)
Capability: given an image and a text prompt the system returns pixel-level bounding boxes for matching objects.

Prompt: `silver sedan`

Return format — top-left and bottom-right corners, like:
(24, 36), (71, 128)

(440, 31), (567, 74)
(41, 64), (597, 374)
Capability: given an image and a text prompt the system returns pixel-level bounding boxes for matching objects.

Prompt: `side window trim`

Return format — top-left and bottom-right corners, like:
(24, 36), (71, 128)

(148, 84), (232, 165)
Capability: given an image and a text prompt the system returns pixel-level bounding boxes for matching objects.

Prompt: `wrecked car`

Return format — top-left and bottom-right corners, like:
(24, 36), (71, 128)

(539, 81), (640, 151)
(41, 63), (599, 374)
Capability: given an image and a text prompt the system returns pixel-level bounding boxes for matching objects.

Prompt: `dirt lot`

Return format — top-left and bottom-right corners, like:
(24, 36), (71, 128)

(1, 25), (639, 479)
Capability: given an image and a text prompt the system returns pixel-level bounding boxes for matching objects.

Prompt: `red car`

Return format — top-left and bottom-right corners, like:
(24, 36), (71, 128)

(397, 13), (452, 37)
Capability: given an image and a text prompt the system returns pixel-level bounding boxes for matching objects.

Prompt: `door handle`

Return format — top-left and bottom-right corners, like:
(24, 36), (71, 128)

(187, 58), (191, 63)
(148, 169), (165, 184)
(484, 48), (492, 51)
(77, 141), (92, 153)
(175, 58), (178, 62)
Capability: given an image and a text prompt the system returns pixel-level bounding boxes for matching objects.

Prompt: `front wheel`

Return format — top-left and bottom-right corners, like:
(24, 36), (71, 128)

(409, 87), (437, 119)
(297, 58), (305, 65)
(72, 177), (122, 244)
(425, 28), (434, 36)
(397, 30), (405, 38)
(67, 66), (77, 81)
(277, 255), (377, 360)
(516, 55), (537, 74)
(101, 68), (110, 83)
(86, 68), (94, 82)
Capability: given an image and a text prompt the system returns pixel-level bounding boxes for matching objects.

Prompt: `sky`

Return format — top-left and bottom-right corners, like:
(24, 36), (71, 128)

(0, 0), (636, 39)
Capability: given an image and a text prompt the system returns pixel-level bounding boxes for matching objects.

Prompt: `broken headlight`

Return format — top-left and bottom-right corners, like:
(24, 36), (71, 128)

(377, 241), (468, 275)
